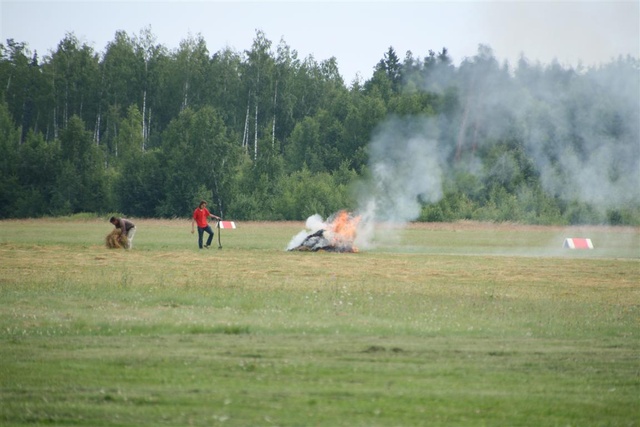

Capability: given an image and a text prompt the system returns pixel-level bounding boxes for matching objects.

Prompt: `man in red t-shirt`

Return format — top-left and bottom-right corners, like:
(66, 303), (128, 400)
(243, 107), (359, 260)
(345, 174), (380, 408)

(191, 200), (221, 249)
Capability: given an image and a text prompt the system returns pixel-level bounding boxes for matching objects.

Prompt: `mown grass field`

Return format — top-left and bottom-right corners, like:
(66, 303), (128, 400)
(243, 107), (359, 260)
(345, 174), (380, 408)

(1, 218), (638, 426)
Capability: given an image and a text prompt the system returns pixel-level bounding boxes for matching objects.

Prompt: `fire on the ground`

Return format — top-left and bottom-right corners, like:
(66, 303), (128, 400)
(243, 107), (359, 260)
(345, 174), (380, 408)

(288, 210), (360, 253)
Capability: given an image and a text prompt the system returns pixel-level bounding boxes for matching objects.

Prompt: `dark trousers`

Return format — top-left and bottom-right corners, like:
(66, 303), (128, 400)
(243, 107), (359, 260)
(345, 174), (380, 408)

(197, 225), (214, 248)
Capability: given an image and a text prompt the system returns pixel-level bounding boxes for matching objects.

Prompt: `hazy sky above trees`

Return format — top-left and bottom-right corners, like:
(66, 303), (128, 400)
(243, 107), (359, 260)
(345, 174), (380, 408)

(2, 0), (638, 82)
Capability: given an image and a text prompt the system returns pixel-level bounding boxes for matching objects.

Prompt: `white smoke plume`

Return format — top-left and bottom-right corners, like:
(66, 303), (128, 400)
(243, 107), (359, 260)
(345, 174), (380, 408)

(286, 213), (325, 250)
(354, 117), (445, 248)
(507, 59), (640, 209)
(353, 48), (639, 248)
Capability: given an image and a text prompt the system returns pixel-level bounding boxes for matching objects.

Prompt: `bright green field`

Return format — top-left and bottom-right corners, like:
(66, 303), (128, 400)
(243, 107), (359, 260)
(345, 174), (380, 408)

(1, 218), (638, 426)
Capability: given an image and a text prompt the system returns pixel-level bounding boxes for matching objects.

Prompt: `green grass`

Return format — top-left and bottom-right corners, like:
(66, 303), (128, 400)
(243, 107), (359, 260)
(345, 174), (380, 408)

(0, 219), (638, 426)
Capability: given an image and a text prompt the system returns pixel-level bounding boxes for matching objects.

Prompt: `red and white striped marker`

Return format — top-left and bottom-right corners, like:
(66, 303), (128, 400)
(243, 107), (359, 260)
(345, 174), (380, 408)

(218, 221), (237, 229)
(563, 238), (593, 249)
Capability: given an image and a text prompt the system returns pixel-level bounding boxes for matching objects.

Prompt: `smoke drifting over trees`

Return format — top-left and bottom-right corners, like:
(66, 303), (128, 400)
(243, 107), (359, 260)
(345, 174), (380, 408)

(357, 118), (443, 222)
(357, 46), (639, 233)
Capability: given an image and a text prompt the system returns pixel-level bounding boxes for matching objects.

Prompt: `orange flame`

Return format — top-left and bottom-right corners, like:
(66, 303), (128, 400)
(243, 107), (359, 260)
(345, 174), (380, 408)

(326, 210), (361, 252)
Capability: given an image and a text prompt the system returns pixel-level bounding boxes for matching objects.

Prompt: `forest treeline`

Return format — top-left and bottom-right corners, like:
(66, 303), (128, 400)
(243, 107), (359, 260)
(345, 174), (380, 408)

(1, 29), (638, 224)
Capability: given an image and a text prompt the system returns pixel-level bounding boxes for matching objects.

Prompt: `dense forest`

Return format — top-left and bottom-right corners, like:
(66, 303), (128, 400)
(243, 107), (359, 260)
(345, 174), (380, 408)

(1, 29), (638, 225)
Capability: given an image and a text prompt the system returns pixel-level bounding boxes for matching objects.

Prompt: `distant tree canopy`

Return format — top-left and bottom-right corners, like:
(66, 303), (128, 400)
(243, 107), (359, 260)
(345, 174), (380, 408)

(1, 30), (638, 225)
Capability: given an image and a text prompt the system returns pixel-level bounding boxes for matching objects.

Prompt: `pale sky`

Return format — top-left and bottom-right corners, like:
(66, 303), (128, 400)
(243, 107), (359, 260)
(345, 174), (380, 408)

(1, 0), (638, 83)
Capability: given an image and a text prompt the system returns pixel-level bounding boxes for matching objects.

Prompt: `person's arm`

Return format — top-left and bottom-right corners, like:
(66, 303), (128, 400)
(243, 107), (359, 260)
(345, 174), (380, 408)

(204, 207), (219, 221)
(191, 214), (196, 234)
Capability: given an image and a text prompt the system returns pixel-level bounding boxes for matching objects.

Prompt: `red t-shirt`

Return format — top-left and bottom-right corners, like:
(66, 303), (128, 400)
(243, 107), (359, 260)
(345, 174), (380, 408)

(193, 207), (210, 228)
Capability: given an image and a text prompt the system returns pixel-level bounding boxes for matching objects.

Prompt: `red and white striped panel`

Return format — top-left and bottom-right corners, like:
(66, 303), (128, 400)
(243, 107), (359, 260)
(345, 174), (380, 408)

(563, 238), (593, 249)
(218, 221), (237, 229)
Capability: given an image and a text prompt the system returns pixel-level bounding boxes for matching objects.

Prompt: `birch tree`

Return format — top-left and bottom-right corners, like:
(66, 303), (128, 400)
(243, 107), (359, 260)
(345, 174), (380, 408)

(209, 47), (244, 130)
(174, 34), (210, 112)
(46, 33), (100, 138)
(244, 30), (275, 161)
(133, 26), (158, 150)
(102, 31), (140, 109)
(272, 38), (301, 152)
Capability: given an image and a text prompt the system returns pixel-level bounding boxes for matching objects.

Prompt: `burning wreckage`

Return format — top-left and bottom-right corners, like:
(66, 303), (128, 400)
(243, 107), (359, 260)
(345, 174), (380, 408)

(287, 211), (361, 253)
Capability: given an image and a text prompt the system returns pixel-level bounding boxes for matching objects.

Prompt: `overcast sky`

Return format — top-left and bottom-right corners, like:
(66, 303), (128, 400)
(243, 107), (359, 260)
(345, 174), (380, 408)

(2, 0), (638, 82)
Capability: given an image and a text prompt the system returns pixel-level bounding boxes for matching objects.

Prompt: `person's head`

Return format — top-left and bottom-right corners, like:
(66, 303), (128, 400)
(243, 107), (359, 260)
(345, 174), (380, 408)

(199, 200), (207, 209)
(109, 216), (117, 225)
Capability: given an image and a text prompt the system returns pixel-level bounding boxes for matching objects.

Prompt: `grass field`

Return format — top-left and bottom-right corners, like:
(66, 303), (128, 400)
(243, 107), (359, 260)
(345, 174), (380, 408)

(1, 218), (638, 426)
